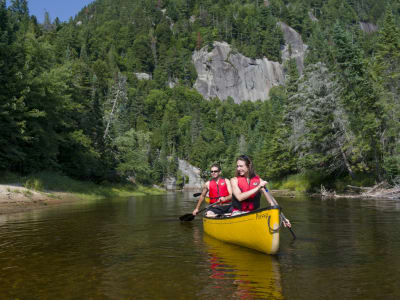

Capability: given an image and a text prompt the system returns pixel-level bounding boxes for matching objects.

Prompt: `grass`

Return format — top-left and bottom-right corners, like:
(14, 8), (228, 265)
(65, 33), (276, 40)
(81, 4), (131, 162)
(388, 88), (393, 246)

(0, 171), (165, 200)
(272, 171), (328, 193)
(271, 171), (378, 194)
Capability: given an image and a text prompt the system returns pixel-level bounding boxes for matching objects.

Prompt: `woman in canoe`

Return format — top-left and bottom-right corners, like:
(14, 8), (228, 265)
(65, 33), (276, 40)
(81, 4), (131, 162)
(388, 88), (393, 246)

(192, 163), (232, 217)
(230, 155), (291, 227)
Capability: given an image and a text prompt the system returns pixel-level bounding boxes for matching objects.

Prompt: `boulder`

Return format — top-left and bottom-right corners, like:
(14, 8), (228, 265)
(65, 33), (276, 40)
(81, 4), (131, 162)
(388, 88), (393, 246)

(134, 72), (152, 80)
(164, 176), (176, 191)
(359, 22), (378, 34)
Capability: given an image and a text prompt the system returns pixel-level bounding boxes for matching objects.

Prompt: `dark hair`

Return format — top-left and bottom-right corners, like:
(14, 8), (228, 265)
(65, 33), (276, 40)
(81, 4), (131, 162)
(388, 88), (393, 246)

(210, 163), (221, 171)
(235, 155), (256, 178)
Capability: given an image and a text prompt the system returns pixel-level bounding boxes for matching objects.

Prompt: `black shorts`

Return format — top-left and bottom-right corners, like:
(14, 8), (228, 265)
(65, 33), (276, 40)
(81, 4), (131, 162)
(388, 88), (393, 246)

(208, 205), (231, 215)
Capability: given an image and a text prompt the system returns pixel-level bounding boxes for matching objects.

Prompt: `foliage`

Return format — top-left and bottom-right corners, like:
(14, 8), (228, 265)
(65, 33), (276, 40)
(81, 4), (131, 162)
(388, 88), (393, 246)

(1, 0), (399, 190)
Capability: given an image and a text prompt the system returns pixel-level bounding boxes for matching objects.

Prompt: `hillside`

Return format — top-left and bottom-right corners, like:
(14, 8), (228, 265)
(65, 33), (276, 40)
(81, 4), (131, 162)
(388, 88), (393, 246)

(1, 0), (399, 192)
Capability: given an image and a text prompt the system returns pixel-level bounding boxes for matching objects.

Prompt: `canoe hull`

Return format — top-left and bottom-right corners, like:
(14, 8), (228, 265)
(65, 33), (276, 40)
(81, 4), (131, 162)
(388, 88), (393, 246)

(203, 206), (281, 254)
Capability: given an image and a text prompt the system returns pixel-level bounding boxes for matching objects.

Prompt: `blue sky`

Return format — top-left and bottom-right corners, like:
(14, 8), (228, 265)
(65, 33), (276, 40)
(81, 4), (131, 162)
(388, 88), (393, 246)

(24, 0), (94, 23)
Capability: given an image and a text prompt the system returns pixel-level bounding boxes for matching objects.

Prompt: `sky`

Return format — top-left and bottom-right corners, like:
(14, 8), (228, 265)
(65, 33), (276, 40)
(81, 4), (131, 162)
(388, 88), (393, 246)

(24, 0), (94, 23)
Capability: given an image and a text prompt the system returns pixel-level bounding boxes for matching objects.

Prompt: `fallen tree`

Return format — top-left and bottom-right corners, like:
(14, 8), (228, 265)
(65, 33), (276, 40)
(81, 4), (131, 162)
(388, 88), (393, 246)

(321, 181), (400, 200)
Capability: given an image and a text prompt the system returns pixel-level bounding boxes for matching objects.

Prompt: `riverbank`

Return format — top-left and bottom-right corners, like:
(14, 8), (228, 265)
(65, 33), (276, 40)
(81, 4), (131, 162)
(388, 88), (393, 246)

(320, 181), (400, 200)
(0, 183), (166, 215)
(0, 182), (166, 215)
(0, 172), (166, 215)
(0, 184), (77, 215)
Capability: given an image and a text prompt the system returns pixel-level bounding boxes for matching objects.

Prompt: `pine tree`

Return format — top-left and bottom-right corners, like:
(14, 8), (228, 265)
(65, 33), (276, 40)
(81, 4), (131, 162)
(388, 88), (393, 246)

(332, 22), (382, 177)
(0, 0), (27, 171)
(372, 7), (400, 180)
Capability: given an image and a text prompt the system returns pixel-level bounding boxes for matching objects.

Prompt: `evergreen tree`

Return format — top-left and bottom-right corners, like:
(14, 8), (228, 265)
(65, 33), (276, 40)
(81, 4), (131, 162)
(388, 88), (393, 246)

(332, 22), (382, 177)
(371, 7), (400, 180)
(0, 0), (27, 172)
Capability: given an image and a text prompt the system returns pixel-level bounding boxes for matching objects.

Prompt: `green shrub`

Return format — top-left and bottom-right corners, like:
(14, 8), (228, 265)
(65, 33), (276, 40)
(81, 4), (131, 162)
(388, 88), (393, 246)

(280, 171), (326, 192)
(24, 178), (44, 191)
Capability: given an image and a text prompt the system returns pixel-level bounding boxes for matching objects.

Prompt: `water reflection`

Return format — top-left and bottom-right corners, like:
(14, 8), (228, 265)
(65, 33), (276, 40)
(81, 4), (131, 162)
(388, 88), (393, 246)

(1, 193), (400, 299)
(202, 234), (283, 299)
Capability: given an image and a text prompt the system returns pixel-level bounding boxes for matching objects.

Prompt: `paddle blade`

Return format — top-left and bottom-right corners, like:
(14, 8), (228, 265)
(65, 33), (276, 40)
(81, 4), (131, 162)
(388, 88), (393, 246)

(179, 213), (196, 221)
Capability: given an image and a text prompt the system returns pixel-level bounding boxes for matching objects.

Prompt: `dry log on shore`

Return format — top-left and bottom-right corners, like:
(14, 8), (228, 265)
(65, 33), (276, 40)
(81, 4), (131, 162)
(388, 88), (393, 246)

(321, 182), (400, 200)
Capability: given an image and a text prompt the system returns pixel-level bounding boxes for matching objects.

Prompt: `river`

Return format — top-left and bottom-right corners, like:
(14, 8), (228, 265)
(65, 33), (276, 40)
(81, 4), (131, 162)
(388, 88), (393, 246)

(0, 193), (399, 299)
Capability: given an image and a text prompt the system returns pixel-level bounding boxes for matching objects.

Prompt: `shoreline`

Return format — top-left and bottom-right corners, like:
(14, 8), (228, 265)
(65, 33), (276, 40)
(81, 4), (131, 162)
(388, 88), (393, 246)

(0, 183), (166, 216)
(1, 183), (398, 216)
(0, 184), (82, 215)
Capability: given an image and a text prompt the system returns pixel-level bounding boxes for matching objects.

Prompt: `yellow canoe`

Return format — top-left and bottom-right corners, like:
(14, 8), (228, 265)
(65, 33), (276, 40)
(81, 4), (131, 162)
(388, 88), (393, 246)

(203, 206), (281, 254)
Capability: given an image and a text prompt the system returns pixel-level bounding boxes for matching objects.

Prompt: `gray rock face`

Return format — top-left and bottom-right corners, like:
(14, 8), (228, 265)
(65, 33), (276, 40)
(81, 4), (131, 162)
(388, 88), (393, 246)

(134, 72), (152, 80)
(193, 41), (284, 103)
(164, 176), (176, 190)
(359, 22), (378, 33)
(178, 159), (204, 190)
(192, 24), (307, 103)
(279, 22), (308, 75)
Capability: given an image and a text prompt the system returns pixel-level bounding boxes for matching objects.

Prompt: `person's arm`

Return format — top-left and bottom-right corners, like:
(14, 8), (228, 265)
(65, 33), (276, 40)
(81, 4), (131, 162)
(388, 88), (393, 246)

(192, 182), (209, 215)
(230, 177), (267, 202)
(261, 186), (275, 206)
(220, 179), (232, 202)
(261, 185), (291, 228)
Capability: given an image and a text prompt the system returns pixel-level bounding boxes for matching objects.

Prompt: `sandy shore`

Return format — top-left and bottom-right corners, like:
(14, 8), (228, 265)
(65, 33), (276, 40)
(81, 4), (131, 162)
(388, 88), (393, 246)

(0, 184), (79, 215)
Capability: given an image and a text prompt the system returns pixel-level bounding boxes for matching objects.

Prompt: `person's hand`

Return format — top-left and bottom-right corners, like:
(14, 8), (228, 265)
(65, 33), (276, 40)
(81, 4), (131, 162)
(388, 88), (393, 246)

(219, 197), (224, 203)
(282, 218), (291, 228)
(192, 208), (199, 215)
(259, 179), (268, 189)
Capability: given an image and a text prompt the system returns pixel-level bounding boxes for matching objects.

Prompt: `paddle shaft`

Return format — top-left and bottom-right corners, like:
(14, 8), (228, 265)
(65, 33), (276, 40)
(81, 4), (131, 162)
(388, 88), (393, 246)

(265, 188), (296, 240)
(196, 200), (220, 215)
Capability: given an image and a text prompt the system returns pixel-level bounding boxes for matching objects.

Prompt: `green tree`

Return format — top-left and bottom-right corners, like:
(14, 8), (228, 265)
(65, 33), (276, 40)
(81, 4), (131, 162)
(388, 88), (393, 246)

(114, 129), (152, 183)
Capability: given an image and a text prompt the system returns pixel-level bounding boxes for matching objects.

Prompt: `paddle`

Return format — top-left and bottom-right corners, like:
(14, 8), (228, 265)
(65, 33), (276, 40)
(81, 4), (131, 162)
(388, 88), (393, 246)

(265, 188), (296, 241)
(179, 201), (219, 221)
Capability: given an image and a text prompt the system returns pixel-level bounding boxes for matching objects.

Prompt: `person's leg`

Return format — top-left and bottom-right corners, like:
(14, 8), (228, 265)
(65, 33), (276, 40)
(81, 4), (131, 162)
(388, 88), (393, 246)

(205, 210), (217, 217)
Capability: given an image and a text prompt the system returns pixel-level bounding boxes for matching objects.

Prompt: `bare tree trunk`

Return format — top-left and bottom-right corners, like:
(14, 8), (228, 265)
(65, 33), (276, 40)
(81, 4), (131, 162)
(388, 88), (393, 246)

(338, 140), (355, 178)
(103, 73), (127, 139)
(150, 35), (157, 67)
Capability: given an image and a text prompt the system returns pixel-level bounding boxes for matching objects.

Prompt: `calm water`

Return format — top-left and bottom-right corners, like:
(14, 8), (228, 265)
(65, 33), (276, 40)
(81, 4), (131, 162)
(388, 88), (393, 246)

(1, 193), (400, 299)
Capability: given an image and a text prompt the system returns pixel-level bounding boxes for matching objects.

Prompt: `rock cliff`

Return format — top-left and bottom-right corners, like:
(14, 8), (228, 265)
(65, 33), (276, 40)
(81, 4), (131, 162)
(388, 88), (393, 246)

(178, 159), (204, 190)
(192, 24), (307, 103)
(279, 22), (308, 75)
(193, 41), (284, 103)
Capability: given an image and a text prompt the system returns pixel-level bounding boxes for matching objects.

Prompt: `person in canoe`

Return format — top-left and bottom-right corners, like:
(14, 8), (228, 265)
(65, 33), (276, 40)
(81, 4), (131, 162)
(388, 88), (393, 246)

(230, 155), (291, 227)
(192, 163), (233, 217)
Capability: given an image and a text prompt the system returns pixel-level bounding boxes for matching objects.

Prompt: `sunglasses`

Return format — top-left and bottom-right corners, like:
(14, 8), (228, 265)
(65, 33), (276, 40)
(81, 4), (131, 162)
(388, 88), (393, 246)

(210, 170), (220, 173)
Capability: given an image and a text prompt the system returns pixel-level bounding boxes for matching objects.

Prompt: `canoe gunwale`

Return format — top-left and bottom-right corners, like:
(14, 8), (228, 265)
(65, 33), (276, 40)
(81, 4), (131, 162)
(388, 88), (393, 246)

(203, 205), (281, 220)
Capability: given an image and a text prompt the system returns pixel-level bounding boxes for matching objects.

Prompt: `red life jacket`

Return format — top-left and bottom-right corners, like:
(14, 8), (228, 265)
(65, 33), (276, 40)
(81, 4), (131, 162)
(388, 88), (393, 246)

(232, 176), (261, 211)
(209, 178), (230, 204)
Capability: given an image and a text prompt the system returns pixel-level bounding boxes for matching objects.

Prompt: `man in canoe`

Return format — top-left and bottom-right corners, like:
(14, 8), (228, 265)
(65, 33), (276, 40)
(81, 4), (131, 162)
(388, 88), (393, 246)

(192, 164), (233, 217)
(230, 155), (291, 227)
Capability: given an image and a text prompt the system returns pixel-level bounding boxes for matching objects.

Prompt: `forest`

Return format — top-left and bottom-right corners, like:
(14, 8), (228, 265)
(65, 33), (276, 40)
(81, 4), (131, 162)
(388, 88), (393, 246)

(1, 0), (399, 192)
